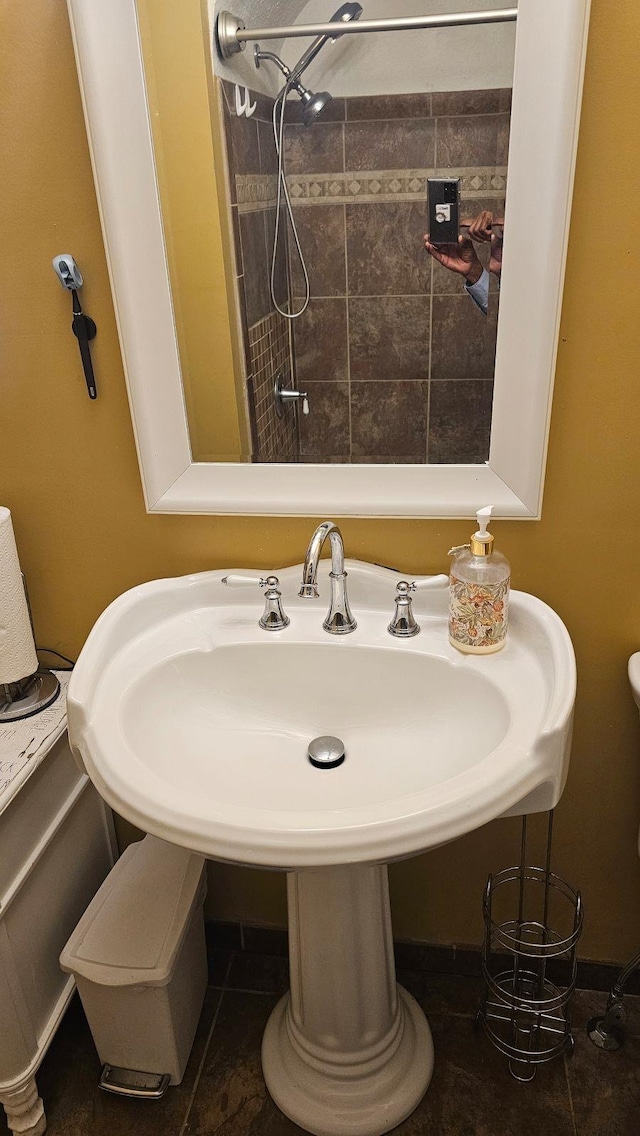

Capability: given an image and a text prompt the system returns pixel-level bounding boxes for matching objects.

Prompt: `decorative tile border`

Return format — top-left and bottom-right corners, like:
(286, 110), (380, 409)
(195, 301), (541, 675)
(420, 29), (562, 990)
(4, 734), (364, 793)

(236, 168), (508, 211)
(287, 167), (508, 206)
(288, 169), (431, 205)
(236, 173), (278, 213)
(451, 166), (508, 199)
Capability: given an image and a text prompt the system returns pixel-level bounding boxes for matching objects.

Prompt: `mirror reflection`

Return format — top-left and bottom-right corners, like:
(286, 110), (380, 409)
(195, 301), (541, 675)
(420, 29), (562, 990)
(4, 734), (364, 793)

(137, 1), (516, 465)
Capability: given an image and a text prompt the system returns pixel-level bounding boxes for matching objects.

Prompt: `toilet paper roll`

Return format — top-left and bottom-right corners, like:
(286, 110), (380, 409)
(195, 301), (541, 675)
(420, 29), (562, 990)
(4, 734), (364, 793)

(0, 508), (38, 685)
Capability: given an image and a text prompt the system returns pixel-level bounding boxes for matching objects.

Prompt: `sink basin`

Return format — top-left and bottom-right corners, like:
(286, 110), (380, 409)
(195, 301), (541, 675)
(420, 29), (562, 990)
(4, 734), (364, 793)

(68, 559), (576, 1136)
(123, 642), (510, 820)
(68, 560), (574, 869)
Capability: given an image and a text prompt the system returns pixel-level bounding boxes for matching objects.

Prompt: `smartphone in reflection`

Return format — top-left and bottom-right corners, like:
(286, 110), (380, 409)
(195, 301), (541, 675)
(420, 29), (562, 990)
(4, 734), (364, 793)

(427, 177), (461, 245)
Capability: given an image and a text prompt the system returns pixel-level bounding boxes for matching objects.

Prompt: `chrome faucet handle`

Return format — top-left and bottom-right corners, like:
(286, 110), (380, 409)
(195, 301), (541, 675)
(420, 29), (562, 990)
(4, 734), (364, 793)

(222, 574), (272, 588)
(275, 375), (310, 417)
(221, 574), (290, 631)
(387, 575), (449, 638)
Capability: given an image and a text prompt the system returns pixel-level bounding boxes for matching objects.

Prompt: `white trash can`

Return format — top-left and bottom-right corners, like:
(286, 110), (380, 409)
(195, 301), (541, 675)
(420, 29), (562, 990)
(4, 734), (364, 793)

(60, 835), (207, 1097)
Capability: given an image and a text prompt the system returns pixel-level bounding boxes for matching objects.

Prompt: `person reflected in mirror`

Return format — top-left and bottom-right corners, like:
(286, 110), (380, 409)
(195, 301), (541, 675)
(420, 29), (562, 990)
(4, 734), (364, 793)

(423, 210), (503, 316)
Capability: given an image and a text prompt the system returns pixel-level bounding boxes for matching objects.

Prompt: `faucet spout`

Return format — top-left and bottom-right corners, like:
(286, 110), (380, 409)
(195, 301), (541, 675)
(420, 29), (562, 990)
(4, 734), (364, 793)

(299, 521), (357, 634)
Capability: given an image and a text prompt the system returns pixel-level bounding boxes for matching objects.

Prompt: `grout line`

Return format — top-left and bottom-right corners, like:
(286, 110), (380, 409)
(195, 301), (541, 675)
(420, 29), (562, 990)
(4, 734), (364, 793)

(343, 110), (505, 125)
(294, 293), (463, 300)
(563, 1051), (579, 1136)
(219, 984), (288, 997)
(223, 951), (235, 989)
(178, 955), (233, 1136)
(342, 201), (352, 460)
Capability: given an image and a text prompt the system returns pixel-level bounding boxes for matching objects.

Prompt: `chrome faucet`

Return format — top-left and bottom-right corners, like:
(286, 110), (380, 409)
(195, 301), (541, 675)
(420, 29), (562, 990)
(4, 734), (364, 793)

(299, 521), (357, 634)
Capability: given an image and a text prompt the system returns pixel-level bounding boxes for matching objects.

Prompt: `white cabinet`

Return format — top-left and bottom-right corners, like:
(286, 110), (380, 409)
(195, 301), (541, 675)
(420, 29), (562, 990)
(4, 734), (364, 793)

(0, 727), (116, 1135)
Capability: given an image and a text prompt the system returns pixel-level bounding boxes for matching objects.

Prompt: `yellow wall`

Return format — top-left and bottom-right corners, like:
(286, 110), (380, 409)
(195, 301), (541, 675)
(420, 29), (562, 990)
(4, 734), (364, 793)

(2, 0), (640, 962)
(136, 0), (248, 461)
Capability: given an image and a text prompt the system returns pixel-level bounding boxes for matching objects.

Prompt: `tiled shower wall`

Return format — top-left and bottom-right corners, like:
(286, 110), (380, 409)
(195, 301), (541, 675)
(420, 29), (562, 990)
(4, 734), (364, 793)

(220, 81), (297, 462)
(285, 90), (510, 463)
(221, 81), (510, 464)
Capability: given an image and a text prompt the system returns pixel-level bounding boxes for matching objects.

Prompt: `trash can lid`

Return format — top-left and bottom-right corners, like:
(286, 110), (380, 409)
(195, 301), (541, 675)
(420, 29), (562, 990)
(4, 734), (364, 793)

(60, 836), (206, 987)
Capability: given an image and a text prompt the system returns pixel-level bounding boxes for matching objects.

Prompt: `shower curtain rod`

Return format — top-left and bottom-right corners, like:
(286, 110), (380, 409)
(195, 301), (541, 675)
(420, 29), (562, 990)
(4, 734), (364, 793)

(216, 9), (518, 59)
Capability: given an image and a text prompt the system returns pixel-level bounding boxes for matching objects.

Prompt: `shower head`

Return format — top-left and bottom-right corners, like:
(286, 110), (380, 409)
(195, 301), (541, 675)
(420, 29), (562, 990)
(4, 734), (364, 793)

(289, 2), (364, 84)
(300, 89), (333, 127)
(254, 47), (334, 127)
(255, 3), (362, 127)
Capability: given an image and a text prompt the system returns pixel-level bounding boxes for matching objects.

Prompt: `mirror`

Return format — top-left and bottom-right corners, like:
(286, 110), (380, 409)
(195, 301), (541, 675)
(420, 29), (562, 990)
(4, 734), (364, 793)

(138, 0), (515, 466)
(66, 0), (590, 515)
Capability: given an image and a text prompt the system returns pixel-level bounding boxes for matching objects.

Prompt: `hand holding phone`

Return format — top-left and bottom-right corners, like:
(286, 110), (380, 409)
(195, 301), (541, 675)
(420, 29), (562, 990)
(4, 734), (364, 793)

(427, 178), (461, 245)
(423, 233), (483, 285)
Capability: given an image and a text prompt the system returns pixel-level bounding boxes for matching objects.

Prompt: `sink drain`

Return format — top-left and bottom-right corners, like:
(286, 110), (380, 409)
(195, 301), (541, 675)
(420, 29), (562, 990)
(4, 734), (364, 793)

(307, 736), (345, 770)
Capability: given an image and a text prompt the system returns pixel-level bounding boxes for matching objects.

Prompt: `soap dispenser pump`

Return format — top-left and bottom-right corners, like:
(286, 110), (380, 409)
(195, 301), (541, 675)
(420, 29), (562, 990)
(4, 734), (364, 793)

(448, 506), (510, 654)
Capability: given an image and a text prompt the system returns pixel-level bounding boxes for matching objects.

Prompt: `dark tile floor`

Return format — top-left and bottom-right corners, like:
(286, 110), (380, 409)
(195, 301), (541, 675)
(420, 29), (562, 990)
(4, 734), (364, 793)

(6, 952), (640, 1136)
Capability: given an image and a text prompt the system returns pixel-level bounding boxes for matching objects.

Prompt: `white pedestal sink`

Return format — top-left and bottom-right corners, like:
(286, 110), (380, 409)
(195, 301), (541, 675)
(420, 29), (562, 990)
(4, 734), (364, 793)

(67, 560), (575, 1136)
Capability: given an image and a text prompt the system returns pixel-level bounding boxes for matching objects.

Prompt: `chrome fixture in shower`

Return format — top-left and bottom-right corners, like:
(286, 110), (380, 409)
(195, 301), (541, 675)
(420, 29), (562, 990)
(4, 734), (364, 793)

(255, 2), (363, 125)
(253, 4), (363, 320)
(216, 7), (518, 61)
(289, 3), (364, 82)
(253, 46), (333, 129)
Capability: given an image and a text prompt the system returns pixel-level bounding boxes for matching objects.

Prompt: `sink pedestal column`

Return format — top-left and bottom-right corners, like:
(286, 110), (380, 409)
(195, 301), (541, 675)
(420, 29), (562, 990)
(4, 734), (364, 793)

(261, 864), (433, 1136)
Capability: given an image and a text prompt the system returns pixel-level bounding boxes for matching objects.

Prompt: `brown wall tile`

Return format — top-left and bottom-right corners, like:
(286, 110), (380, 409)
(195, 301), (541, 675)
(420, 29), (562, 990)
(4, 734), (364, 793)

(436, 114), (502, 168)
(346, 203), (430, 296)
(257, 120), (278, 177)
(224, 108), (261, 190)
(229, 204), (242, 274)
(430, 295), (498, 381)
(496, 112), (511, 165)
(351, 381), (428, 458)
(293, 298), (348, 384)
(344, 119), (435, 172)
(299, 381), (350, 457)
(353, 455), (424, 464)
(308, 455), (351, 464)
(239, 210), (270, 327)
(349, 296), (430, 382)
(429, 379), (493, 463)
(347, 93), (433, 121)
(235, 275), (252, 378)
(245, 374), (260, 457)
(499, 89), (513, 112)
(290, 204), (346, 297)
(284, 122), (345, 175)
(431, 89), (502, 116)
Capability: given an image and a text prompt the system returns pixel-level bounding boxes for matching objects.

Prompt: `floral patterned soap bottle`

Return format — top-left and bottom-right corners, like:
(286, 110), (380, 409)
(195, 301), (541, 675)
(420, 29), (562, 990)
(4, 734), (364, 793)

(448, 506), (510, 654)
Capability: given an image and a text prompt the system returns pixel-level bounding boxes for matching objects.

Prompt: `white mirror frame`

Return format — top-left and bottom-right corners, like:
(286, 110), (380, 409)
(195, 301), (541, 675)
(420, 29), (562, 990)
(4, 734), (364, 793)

(66, 0), (591, 518)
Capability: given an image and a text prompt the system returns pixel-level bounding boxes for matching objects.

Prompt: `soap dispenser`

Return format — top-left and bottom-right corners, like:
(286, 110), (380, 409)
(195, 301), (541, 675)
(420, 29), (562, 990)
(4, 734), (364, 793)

(449, 506), (510, 654)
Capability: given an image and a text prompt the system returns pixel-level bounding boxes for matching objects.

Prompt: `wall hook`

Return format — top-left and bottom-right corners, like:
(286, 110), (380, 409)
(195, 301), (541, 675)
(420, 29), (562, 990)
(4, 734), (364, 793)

(52, 254), (98, 400)
(234, 84), (256, 118)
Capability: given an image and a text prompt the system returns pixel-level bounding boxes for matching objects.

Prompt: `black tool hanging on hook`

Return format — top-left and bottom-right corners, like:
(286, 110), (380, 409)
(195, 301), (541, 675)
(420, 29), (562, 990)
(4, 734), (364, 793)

(52, 254), (98, 400)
